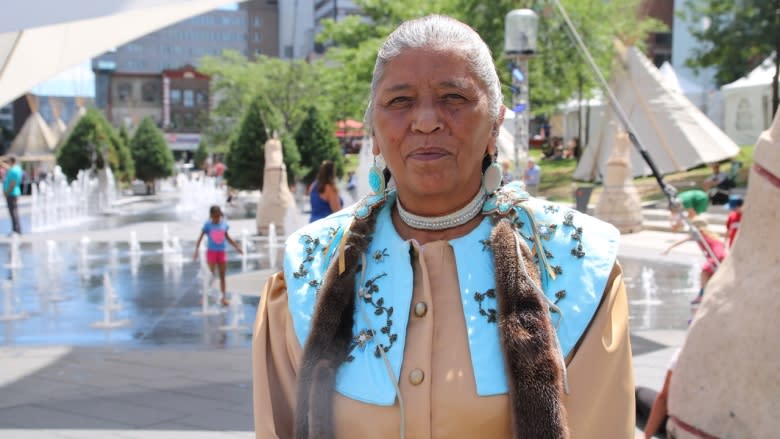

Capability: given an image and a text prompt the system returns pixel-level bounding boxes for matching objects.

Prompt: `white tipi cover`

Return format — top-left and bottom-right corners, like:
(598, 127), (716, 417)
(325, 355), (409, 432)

(57, 105), (87, 149)
(6, 112), (57, 160)
(49, 118), (67, 146)
(573, 46), (739, 181)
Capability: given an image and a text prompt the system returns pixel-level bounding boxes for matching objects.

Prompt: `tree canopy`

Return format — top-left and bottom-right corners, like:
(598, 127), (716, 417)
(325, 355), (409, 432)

(314, 0), (663, 118)
(129, 117), (174, 183)
(295, 106), (344, 185)
(224, 94), (289, 190)
(57, 108), (134, 183)
(681, 0), (779, 115)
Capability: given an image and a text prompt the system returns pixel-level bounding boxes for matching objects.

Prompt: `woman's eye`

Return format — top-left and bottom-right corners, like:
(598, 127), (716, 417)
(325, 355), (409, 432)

(387, 96), (411, 106)
(442, 93), (467, 102)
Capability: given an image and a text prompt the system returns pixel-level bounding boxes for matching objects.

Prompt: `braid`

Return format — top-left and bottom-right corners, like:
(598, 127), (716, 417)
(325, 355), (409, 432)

(294, 198), (385, 438)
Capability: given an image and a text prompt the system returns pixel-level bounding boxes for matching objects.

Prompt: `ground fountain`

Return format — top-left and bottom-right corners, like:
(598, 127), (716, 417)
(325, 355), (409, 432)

(91, 272), (130, 329)
(192, 243), (222, 317)
(44, 240), (68, 302)
(78, 236), (91, 279)
(0, 279), (27, 321)
(128, 230), (141, 255)
(219, 292), (248, 332)
(6, 233), (21, 269)
(175, 175), (224, 222)
(30, 166), (118, 233)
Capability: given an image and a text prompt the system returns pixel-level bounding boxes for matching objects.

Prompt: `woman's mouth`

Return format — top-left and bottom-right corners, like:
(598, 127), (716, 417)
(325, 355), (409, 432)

(409, 148), (449, 161)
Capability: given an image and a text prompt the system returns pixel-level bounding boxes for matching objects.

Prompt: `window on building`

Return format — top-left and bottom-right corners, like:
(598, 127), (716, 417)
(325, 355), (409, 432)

(117, 82), (132, 102)
(183, 112), (194, 129)
(126, 60), (144, 70)
(652, 53), (672, 67)
(172, 113), (183, 130)
(183, 90), (194, 108)
(654, 32), (672, 48)
(254, 48), (263, 56)
(253, 16), (262, 27)
(142, 82), (159, 103)
(171, 89), (182, 105)
(195, 91), (208, 106)
(253, 32), (262, 42)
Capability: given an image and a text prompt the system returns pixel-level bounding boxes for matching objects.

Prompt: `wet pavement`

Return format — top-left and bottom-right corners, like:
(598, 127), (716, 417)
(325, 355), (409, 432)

(0, 194), (702, 437)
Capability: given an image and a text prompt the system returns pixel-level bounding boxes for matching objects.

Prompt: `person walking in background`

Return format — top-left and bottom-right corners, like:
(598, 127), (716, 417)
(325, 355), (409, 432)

(308, 160), (342, 223)
(213, 157), (226, 188)
(522, 157), (541, 196)
(193, 205), (242, 306)
(725, 195), (743, 248)
(3, 156), (23, 235)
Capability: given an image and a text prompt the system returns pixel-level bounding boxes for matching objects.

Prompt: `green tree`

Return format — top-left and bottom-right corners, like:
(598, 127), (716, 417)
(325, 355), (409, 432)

(194, 139), (209, 171)
(114, 124), (135, 183)
(56, 109), (133, 182)
(295, 106), (344, 184)
(681, 0), (779, 115)
(280, 131), (302, 185)
(316, 0), (663, 118)
(224, 94), (282, 190)
(129, 117), (174, 188)
(200, 51), (324, 146)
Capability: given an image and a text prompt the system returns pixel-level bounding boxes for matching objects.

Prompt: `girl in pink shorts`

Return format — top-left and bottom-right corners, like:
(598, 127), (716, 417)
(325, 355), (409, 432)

(194, 205), (243, 306)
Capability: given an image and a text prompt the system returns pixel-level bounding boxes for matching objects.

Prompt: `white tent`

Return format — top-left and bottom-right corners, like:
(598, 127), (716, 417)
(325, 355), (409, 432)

(573, 46), (739, 182)
(6, 112), (57, 161)
(721, 54), (777, 145)
(659, 61), (705, 107)
(0, 0), (241, 107)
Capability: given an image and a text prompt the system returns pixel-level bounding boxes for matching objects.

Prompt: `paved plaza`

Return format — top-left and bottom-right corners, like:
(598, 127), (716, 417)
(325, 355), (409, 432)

(0, 194), (702, 438)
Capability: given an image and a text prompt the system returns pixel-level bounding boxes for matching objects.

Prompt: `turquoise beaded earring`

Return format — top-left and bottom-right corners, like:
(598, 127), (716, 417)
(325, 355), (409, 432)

(368, 155), (386, 195)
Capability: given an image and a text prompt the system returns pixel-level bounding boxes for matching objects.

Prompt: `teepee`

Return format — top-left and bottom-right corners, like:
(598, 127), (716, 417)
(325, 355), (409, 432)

(48, 97), (67, 146)
(57, 98), (87, 149)
(6, 94), (56, 161)
(573, 45), (739, 181)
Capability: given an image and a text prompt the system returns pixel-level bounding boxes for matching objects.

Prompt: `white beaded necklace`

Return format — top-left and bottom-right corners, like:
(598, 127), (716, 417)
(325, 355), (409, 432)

(396, 190), (487, 231)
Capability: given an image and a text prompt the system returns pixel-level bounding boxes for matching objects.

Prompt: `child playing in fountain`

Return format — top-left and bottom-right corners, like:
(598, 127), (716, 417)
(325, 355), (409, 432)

(662, 216), (725, 305)
(193, 205), (242, 306)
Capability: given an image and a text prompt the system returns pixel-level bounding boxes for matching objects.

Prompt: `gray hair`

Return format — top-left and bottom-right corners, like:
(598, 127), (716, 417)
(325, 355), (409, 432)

(364, 15), (503, 129)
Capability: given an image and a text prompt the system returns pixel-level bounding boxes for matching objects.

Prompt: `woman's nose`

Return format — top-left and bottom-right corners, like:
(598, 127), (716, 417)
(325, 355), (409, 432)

(410, 99), (443, 134)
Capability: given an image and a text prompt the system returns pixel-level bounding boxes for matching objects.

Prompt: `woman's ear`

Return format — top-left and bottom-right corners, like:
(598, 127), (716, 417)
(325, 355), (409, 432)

(372, 133), (381, 155)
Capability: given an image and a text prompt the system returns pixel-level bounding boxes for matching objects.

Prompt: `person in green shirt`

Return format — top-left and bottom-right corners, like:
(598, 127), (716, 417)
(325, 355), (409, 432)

(670, 189), (708, 232)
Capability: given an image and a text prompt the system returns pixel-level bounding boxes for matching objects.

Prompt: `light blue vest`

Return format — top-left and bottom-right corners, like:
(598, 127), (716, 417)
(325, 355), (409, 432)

(283, 182), (619, 406)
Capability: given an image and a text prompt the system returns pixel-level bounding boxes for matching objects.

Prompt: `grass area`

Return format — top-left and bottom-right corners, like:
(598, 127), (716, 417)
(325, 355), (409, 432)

(342, 144), (755, 205)
(533, 145), (755, 205)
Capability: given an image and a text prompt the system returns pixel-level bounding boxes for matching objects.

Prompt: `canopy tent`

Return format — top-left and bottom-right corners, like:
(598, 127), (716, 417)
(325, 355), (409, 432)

(0, 0), (241, 107)
(573, 45), (739, 182)
(335, 119), (365, 138)
(6, 112), (57, 161)
(721, 54), (777, 145)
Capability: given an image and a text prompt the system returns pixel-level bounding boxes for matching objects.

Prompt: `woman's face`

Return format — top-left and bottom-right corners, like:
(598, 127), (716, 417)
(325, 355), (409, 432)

(371, 48), (499, 212)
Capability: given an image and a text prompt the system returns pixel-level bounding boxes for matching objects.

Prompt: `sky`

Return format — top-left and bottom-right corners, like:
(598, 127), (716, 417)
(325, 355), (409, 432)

(32, 60), (96, 97)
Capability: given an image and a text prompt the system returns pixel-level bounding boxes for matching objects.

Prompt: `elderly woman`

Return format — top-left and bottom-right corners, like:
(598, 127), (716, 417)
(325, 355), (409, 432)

(253, 15), (633, 438)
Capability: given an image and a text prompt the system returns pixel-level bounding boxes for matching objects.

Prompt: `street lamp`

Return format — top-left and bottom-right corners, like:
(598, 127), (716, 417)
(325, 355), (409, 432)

(504, 9), (538, 176)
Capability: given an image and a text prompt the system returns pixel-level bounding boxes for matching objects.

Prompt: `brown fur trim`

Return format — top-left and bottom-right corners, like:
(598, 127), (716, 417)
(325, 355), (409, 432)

(491, 220), (569, 438)
(294, 207), (381, 439)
